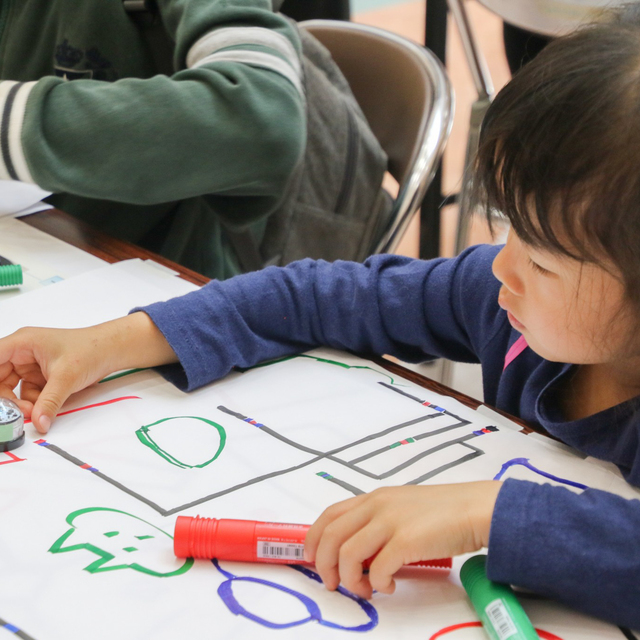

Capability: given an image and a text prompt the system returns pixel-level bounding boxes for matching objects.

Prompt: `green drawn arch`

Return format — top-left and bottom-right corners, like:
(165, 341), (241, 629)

(238, 354), (405, 386)
(136, 415), (227, 469)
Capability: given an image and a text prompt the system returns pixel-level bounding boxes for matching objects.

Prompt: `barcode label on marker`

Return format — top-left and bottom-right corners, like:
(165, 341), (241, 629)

(485, 599), (518, 640)
(257, 541), (305, 561)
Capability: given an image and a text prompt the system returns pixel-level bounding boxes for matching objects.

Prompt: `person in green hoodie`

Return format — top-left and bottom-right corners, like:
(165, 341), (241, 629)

(0, 0), (389, 278)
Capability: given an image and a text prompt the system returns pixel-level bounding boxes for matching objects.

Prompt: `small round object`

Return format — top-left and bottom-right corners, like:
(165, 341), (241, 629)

(0, 397), (24, 451)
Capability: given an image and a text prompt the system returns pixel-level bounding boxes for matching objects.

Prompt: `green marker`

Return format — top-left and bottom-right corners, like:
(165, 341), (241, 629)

(0, 264), (22, 288)
(460, 555), (540, 640)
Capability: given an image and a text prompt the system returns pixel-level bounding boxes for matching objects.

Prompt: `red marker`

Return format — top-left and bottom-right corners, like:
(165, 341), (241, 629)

(174, 515), (452, 570)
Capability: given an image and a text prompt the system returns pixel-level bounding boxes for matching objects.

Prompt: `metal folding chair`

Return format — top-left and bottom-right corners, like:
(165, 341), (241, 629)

(301, 19), (455, 255)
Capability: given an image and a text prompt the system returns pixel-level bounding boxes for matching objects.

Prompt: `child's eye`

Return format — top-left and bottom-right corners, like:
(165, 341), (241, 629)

(528, 257), (552, 275)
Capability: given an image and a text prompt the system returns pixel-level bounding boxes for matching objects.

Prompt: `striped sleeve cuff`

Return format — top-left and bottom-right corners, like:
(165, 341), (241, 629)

(0, 81), (37, 183)
(186, 27), (304, 97)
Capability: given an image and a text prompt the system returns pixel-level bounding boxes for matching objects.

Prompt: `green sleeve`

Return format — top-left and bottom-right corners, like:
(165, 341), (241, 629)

(11, 0), (305, 206)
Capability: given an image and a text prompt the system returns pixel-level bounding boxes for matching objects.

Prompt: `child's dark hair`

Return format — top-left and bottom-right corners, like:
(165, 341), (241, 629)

(473, 3), (640, 312)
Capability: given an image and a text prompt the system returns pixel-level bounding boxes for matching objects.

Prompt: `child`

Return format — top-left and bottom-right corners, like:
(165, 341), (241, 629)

(2, 3), (640, 630)
(0, 0), (389, 278)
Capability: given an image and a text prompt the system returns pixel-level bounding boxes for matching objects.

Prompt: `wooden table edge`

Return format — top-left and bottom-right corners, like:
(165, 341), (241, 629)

(21, 209), (210, 287)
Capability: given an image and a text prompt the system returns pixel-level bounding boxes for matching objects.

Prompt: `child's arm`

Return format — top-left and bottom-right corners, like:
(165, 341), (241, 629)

(0, 312), (177, 433)
(304, 480), (640, 630)
(304, 482), (502, 599)
(488, 479), (640, 630)
(0, 246), (499, 432)
(13, 0), (305, 215)
(139, 245), (503, 392)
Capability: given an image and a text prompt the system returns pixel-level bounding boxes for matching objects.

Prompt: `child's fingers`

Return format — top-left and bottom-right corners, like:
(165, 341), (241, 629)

(16, 364), (47, 402)
(0, 382), (19, 402)
(0, 363), (25, 401)
(366, 544), (405, 595)
(305, 494), (365, 562)
(18, 366), (48, 403)
(0, 369), (21, 393)
(12, 397), (34, 419)
(0, 360), (14, 381)
(0, 334), (19, 366)
(337, 524), (390, 599)
(0, 372), (34, 419)
(30, 373), (78, 434)
(313, 501), (374, 591)
(19, 381), (44, 404)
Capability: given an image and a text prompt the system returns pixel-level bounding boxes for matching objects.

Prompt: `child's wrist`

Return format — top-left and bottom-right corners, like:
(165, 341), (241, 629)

(102, 312), (177, 372)
(473, 480), (503, 549)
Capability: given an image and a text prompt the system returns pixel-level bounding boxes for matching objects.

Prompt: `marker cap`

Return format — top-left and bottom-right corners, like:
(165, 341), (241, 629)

(0, 264), (22, 288)
(174, 516), (267, 562)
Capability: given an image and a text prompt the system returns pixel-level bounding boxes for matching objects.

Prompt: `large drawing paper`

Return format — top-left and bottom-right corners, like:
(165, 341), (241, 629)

(0, 266), (636, 639)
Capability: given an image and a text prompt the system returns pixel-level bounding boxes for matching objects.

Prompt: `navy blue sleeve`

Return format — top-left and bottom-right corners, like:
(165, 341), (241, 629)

(139, 244), (504, 391)
(487, 479), (640, 629)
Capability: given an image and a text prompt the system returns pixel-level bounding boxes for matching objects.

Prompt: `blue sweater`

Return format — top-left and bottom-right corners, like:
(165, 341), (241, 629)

(141, 244), (640, 630)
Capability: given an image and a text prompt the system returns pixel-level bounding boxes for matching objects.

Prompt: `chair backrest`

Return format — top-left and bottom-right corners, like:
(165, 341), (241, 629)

(300, 19), (454, 254)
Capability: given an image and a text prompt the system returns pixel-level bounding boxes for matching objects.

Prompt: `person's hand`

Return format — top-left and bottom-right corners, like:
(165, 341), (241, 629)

(304, 482), (502, 599)
(0, 312), (177, 434)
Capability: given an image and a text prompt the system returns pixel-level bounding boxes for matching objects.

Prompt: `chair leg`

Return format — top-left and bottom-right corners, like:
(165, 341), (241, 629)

(420, 0), (449, 260)
(446, 0), (494, 255)
(440, 358), (454, 388)
(422, 0), (495, 259)
(447, 0), (493, 98)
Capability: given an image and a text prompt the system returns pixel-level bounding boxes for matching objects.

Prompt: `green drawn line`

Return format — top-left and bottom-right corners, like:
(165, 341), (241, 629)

(49, 507), (193, 577)
(390, 437), (416, 449)
(136, 416), (226, 469)
(99, 368), (148, 383)
(237, 354), (404, 386)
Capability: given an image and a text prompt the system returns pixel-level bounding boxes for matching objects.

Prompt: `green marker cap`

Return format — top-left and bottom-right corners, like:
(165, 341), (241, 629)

(0, 264), (22, 288)
(460, 555), (540, 640)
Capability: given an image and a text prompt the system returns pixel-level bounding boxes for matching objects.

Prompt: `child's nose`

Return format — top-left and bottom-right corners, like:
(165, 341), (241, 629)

(492, 243), (524, 296)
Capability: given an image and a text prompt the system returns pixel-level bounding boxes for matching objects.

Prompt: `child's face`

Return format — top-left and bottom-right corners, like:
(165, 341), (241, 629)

(491, 231), (636, 365)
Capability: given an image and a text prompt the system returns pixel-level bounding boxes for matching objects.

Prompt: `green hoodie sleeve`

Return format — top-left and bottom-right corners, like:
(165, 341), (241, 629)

(1, 0), (305, 207)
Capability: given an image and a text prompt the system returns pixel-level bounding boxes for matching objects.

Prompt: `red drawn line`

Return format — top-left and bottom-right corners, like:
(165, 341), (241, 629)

(429, 622), (563, 640)
(25, 396), (141, 424)
(0, 451), (25, 466)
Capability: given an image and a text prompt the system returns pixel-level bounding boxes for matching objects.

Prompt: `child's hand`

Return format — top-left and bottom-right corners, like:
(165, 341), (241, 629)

(0, 312), (177, 434)
(304, 482), (502, 599)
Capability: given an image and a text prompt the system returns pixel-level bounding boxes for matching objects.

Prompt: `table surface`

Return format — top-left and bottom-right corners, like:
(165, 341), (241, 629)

(21, 208), (532, 432)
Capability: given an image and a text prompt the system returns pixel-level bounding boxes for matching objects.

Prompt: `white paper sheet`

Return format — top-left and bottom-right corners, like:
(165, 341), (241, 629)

(0, 180), (52, 217)
(0, 258), (198, 332)
(0, 217), (107, 300)
(0, 269), (636, 639)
